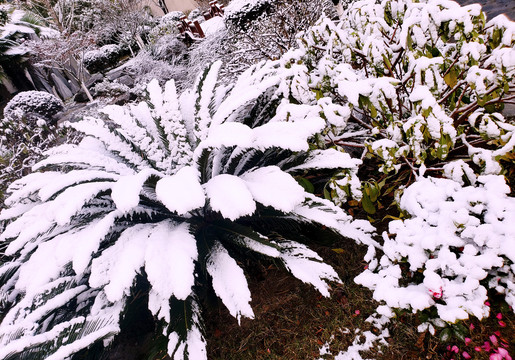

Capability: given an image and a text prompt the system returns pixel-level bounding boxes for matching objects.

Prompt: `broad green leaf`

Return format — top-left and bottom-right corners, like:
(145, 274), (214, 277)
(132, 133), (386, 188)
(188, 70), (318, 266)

(296, 177), (315, 193)
(361, 191), (376, 214)
(444, 67), (458, 88)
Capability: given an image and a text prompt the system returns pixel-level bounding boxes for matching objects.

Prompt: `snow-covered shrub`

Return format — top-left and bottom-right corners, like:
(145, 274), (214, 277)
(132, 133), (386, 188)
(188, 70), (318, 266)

(0, 8), (8, 26)
(162, 10), (186, 23)
(355, 174), (515, 323)
(224, 0), (276, 30)
(291, 0), (514, 178)
(122, 51), (185, 93)
(0, 91), (66, 206)
(182, 24), (228, 88)
(148, 11), (184, 43)
(149, 35), (188, 62)
(0, 62), (373, 359)
(268, 0), (514, 328)
(222, 0), (335, 78)
(187, 8), (204, 24)
(3, 91), (63, 125)
(83, 44), (128, 73)
(220, 0), (514, 328)
(93, 80), (130, 97)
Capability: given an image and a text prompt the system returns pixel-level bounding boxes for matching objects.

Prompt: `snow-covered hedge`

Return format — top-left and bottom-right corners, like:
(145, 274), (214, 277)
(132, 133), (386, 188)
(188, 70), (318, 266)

(224, 0), (275, 30)
(3, 91), (62, 125)
(147, 11), (184, 43)
(83, 44), (128, 73)
(93, 80), (130, 97)
(0, 91), (66, 206)
(273, 0), (513, 328)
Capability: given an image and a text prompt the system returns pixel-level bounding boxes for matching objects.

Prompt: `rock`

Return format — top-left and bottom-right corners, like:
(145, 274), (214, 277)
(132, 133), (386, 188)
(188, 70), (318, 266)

(85, 73), (104, 88)
(65, 74), (82, 94)
(51, 73), (74, 100)
(114, 92), (131, 105)
(26, 66), (54, 93)
(74, 89), (90, 103)
(116, 74), (135, 88)
(106, 66), (127, 82)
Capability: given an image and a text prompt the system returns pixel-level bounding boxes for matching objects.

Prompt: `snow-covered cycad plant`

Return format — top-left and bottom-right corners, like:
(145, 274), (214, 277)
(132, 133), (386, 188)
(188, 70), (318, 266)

(0, 62), (372, 359)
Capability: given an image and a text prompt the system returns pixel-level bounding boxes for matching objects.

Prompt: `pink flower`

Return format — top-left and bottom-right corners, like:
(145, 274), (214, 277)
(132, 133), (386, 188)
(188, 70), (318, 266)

(476, 346), (483, 352)
(491, 354), (503, 360)
(498, 348), (512, 360)
(463, 351), (472, 359)
(490, 335), (499, 346)
(485, 301), (491, 306)
(469, 323), (475, 331)
(499, 321), (507, 327)
(484, 342), (492, 352)
(451, 345), (459, 353)
(354, 310), (360, 315)
(495, 331), (501, 337)
(465, 338), (472, 345)
(497, 313), (503, 320)
(430, 287), (443, 299)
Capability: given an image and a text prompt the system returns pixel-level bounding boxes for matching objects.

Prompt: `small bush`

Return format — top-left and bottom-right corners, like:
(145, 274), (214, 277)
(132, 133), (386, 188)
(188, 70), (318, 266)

(93, 80), (130, 97)
(0, 91), (68, 206)
(3, 91), (63, 125)
(83, 44), (128, 73)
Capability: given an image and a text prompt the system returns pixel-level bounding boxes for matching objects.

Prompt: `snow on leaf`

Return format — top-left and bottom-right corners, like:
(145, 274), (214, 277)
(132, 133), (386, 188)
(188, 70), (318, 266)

(193, 61), (223, 142)
(205, 174), (256, 220)
(207, 241), (254, 323)
(37, 170), (120, 202)
(241, 166), (305, 212)
(278, 240), (340, 297)
(33, 138), (135, 176)
(145, 222), (197, 316)
(70, 118), (149, 171)
(111, 169), (160, 213)
(204, 122), (253, 148)
(289, 149), (362, 171)
(252, 117), (325, 152)
(2, 171), (60, 209)
(89, 225), (151, 303)
(167, 299), (207, 360)
(156, 166), (205, 215)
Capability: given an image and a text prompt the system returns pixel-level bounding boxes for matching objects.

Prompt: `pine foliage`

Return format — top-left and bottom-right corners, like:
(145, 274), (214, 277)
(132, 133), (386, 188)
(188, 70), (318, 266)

(0, 61), (372, 359)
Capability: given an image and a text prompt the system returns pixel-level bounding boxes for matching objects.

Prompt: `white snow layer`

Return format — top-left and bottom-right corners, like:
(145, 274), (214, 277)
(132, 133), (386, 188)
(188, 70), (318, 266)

(240, 166), (305, 212)
(279, 241), (340, 297)
(205, 174), (256, 220)
(207, 242), (255, 323)
(90, 220), (197, 312)
(356, 175), (515, 322)
(200, 16), (225, 37)
(156, 166), (205, 214)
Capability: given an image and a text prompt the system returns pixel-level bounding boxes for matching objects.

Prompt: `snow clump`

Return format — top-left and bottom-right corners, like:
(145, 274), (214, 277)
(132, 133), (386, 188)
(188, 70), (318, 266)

(356, 175), (515, 323)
